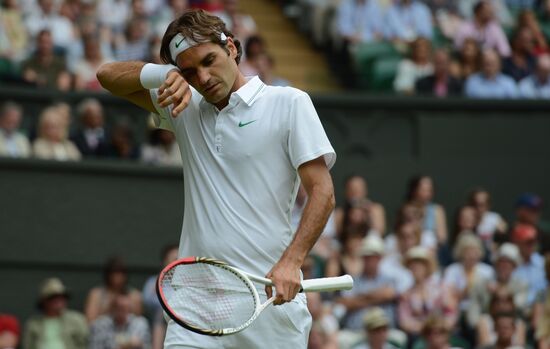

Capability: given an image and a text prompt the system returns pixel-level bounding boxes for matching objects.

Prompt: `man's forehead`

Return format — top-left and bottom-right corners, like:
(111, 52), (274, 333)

(175, 42), (221, 68)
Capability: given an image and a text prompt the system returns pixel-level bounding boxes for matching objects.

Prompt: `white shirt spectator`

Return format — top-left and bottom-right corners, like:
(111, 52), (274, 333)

(393, 59), (433, 93)
(25, 12), (74, 49)
(518, 75), (550, 98)
(444, 262), (494, 309)
(465, 73), (518, 98)
(97, 0), (130, 33)
(337, 0), (385, 43)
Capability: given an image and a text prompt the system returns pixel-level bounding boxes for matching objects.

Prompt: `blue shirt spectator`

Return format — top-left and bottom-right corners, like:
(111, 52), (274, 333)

(465, 49), (518, 98)
(518, 54), (550, 98)
(384, 0), (433, 42)
(513, 252), (547, 305)
(337, 0), (385, 44)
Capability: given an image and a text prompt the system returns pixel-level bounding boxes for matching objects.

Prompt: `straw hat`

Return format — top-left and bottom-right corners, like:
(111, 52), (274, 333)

(403, 246), (436, 275)
(38, 278), (69, 303)
(363, 307), (389, 330)
(359, 234), (385, 257)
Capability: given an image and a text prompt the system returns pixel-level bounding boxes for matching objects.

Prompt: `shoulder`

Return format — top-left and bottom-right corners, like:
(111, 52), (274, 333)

(262, 85), (309, 102)
(478, 263), (495, 275)
(63, 310), (87, 324)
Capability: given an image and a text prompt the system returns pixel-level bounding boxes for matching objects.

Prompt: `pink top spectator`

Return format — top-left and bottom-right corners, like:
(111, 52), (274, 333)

(454, 21), (511, 57)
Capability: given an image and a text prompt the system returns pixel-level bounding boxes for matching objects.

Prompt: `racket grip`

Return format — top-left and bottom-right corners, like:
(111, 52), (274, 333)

(300, 274), (353, 292)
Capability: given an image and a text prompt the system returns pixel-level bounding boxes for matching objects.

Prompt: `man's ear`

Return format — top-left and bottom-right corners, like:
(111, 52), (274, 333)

(226, 37), (237, 59)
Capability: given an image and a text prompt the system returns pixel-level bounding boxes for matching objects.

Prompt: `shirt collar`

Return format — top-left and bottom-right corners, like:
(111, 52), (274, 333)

(199, 76), (266, 110)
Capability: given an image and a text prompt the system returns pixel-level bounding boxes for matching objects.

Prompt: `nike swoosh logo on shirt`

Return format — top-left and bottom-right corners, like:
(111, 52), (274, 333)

(238, 120), (257, 127)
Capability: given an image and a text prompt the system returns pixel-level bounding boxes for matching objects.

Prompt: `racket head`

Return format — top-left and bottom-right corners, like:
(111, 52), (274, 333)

(156, 257), (262, 336)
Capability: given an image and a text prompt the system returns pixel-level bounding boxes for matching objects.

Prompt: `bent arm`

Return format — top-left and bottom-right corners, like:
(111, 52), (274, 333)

(96, 61), (156, 113)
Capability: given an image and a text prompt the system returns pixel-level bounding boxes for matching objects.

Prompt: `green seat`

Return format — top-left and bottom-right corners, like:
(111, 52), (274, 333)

(353, 42), (400, 89)
(369, 56), (401, 92)
(412, 335), (470, 349)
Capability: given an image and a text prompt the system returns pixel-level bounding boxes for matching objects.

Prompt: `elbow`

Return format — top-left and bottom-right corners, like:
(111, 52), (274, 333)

(96, 63), (114, 90)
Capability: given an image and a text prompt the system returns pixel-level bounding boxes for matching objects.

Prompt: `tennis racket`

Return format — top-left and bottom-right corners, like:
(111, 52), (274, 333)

(156, 256), (353, 336)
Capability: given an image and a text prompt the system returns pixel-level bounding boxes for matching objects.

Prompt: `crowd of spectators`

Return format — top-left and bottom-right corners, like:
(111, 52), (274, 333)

(1, 176), (549, 349)
(331, 0), (550, 96)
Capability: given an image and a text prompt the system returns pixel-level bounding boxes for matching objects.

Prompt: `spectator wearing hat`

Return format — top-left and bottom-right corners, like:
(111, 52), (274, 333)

(418, 316), (463, 349)
(511, 223), (547, 307)
(89, 292), (150, 349)
(336, 234), (399, 330)
(0, 314), (20, 349)
(443, 233), (495, 311)
(467, 243), (528, 328)
(23, 278), (88, 349)
(352, 307), (400, 349)
(398, 246), (458, 343)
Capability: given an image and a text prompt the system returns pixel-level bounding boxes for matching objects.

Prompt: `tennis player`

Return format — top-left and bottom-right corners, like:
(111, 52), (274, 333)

(97, 9), (336, 348)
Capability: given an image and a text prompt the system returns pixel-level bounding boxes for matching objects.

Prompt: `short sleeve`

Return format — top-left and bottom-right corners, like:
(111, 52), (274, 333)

(149, 89), (175, 132)
(287, 91), (336, 169)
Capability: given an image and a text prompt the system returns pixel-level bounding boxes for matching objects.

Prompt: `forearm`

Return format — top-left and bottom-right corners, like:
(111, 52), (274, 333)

(282, 180), (334, 266)
(96, 61), (146, 96)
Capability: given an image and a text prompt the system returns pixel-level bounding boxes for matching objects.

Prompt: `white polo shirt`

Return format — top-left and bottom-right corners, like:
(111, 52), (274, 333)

(150, 77), (336, 276)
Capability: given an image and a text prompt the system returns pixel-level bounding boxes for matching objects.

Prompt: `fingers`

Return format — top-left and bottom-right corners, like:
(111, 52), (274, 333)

(157, 74), (190, 113)
(271, 276), (301, 306)
(172, 87), (192, 116)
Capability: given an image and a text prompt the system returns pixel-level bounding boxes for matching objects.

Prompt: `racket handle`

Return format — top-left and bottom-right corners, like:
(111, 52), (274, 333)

(300, 274), (353, 292)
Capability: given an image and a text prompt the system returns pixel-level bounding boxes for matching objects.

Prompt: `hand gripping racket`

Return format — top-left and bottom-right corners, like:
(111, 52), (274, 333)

(156, 257), (353, 336)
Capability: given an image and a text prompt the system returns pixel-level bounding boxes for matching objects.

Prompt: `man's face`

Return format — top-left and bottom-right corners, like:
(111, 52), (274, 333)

(43, 295), (67, 316)
(495, 258), (515, 282)
(113, 295), (131, 324)
(0, 108), (22, 133)
(516, 207), (540, 224)
(38, 32), (53, 55)
(433, 51), (449, 76)
(176, 41), (239, 107)
(362, 255), (381, 275)
(516, 239), (537, 259)
(482, 50), (500, 78)
(367, 327), (388, 348)
(495, 317), (515, 343)
(426, 328), (448, 348)
(83, 106), (104, 129)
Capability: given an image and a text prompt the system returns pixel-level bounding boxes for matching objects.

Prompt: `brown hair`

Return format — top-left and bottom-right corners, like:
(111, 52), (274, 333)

(160, 9), (242, 65)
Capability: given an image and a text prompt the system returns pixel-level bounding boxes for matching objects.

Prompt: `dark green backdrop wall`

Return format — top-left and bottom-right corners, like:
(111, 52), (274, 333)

(1, 89), (549, 323)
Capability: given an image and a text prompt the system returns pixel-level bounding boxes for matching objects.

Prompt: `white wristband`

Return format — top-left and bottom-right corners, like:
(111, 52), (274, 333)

(139, 63), (179, 89)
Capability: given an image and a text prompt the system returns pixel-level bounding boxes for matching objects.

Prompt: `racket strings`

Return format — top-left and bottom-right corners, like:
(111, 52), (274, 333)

(161, 263), (257, 331)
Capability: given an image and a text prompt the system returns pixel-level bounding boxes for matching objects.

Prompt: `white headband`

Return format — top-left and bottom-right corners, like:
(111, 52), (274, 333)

(169, 32), (228, 62)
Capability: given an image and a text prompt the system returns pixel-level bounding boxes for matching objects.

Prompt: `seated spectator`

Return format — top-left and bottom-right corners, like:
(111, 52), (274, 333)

(325, 229), (365, 278)
(254, 53), (290, 87)
(465, 49), (518, 98)
(451, 37), (481, 80)
(450, 205), (478, 246)
(416, 49), (463, 97)
(74, 35), (111, 91)
(422, 0), (462, 40)
(214, 0), (257, 43)
(23, 278), (88, 349)
(32, 107), (81, 161)
(479, 312), (524, 349)
(0, 101), (31, 158)
(418, 315), (463, 349)
(513, 193), (550, 241)
(510, 223), (547, 307)
(518, 53), (550, 98)
(454, 1), (511, 58)
(468, 188), (507, 249)
(477, 292), (527, 348)
(239, 35), (265, 76)
(141, 128), (182, 166)
(71, 98), (108, 157)
(336, 234), (398, 330)
(85, 257), (143, 323)
(114, 18), (150, 61)
(533, 255), (550, 349)
(336, 0), (385, 45)
(0, 0), (28, 63)
(457, 0), (514, 28)
(386, 205), (437, 253)
(104, 122), (140, 160)
(24, 0), (75, 51)
(444, 233), (494, 311)
(398, 246), (458, 342)
(0, 314), (20, 349)
(517, 10), (549, 55)
(502, 28), (537, 82)
(405, 175), (447, 244)
(352, 307), (400, 349)
(153, 0), (188, 39)
(394, 38), (434, 94)
(307, 291), (339, 349)
(384, 0), (433, 43)
(21, 30), (71, 91)
(335, 175), (386, 237)
(89, 293), (150, 349)
(467, 243), (528, 328)
(97, 0), (131, 34)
